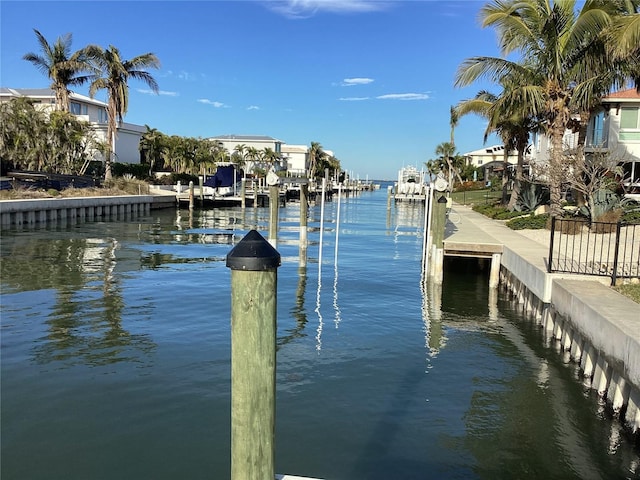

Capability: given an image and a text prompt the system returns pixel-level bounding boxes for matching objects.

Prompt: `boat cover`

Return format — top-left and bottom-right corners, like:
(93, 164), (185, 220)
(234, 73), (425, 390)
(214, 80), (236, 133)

(204, 165), (243, 188)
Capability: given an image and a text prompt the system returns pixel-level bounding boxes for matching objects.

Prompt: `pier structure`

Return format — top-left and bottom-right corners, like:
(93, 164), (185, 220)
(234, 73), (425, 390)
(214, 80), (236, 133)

(438, 204), (640, 436)
(171, 176), (377, 208)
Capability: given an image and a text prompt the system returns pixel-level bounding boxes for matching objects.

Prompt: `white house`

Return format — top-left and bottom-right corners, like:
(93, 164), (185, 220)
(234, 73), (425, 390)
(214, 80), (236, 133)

(208, 134), (330, 178)
(591, 88), (640, 189)
(0, 87), (145, 165)
(461, 144), (522, 181)
(208, 134), (286, 174)
(462, 144), (519, 168)
(528, 87), (640, 189)
(280, 144), (308, 176)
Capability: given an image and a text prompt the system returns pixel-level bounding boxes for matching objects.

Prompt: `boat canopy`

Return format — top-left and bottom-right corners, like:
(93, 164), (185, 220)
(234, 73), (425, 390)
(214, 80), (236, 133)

(204, 165), (243, 188)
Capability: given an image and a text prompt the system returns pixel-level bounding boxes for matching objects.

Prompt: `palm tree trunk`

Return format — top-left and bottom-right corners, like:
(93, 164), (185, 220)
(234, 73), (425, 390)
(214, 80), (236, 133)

(507, 150), (524, 210)
(501, 149), (509, 206)
(549, 126), (565, 218)
(574, 113), (589, 208)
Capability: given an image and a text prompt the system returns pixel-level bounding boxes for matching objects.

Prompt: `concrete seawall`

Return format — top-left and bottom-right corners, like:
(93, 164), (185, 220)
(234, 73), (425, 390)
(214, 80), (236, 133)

(450, 205), (640, 436)
(0, 195), (175, 227)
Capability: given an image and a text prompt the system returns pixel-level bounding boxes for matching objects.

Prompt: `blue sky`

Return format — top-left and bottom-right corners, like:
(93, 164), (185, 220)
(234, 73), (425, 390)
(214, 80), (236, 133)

(1, 0), (502, 180)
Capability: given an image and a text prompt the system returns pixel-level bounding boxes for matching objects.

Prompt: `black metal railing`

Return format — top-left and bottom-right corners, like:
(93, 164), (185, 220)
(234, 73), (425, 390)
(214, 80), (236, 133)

(548, 217), (640, 285)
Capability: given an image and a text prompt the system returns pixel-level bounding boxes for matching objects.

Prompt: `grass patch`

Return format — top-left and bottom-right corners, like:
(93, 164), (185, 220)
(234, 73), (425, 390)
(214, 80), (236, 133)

(0, 178), (151, 200)
(451, 189), (503, 206)
(612, 283), (640, 304)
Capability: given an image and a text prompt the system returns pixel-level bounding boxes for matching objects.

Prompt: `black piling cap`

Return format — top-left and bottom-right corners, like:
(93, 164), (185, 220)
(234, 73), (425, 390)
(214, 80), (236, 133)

(226, 229), (281, 271)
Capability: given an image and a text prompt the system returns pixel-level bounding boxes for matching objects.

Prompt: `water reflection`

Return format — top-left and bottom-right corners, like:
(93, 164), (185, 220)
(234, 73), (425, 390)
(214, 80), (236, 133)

(278, 265), (309, 349)
(315, 271), (323, 352)
(1, 235), (156, 367)
(420, 279), (445, 357)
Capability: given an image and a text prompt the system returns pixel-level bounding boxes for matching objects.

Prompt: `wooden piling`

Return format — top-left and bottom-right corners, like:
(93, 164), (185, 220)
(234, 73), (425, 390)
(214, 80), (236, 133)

(226, 230), (281, 480)
(269, 185), (279, 247)
(430, 194), (447, 284)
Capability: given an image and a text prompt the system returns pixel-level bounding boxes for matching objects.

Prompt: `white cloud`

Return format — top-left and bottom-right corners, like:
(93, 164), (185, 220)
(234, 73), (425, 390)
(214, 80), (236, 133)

(342, 77), (374, 86)
(159, 69), (200, 82)
(247, 105), (260, 110)
(137, 88), (179, 97)
(197, 99), (228, 108)
(376, 93), (430, 101)
(339, 97), (370, 101)
(265, 0), (392, 19)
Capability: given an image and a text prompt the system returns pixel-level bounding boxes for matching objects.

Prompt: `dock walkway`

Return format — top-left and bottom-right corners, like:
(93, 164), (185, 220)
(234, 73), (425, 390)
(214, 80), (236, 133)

(445, 203), (640, 433)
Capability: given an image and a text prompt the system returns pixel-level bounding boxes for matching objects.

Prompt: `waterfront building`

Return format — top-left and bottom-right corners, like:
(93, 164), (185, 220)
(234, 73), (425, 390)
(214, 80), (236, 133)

(0, 87), (145, 165)
(208, 134), (286, 174)
(529, 87), (640, 191)
(280, 144), (309, 176)
(461, 144), (520, 181)
(461, 88), (640, 191)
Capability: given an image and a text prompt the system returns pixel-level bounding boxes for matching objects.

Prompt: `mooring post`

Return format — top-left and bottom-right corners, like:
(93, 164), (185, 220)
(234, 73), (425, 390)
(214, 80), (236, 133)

(489, 253), (501, 289)
(430, 194), (447, 284)
(240, 178), (246, 209)
(188, 181), (194, 210)
(269, 186), (279, 247)
(199, 176), (204, 204)
(300, 182), (309, 267)
(226, 230), (281, 480)
(267, 171), (280, 247)
(387, 185), (393, 210)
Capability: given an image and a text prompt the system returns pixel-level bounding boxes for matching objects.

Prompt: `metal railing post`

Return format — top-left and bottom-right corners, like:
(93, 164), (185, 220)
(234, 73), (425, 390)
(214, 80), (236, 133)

(611, 221), (622, 286)
(548, 216), (556, 273)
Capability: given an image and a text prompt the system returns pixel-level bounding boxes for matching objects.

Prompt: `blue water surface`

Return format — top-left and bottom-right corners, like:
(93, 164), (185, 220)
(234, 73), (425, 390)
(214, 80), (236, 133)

(1, 186), (638, 480)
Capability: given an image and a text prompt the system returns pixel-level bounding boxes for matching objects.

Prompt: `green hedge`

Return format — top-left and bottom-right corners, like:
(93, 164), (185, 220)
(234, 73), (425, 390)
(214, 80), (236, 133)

(506, 213), (550, 230)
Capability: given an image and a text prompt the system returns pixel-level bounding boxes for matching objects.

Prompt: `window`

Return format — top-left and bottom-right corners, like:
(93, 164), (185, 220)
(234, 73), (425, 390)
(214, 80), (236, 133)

(98, 108), (108, 123)
(622, 161), (640, 187)
(588, 110), (605, 146)
(620, 107), (639, 129)
(70, 102), (88, 115)
(619, 107), (640, 142)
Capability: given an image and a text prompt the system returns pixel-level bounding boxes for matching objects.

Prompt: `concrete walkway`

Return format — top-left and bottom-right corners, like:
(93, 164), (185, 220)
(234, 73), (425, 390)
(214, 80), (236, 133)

(445, 204), (549, 271)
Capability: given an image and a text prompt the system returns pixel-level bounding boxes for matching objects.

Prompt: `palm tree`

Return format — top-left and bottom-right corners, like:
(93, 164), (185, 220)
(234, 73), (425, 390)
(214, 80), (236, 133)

(449, 105), (459, 148)
(308, 141), (326, 180)
(456, 75), (536, 209)
(455, 0), (638, 217)
(263, 147), (281, 170)
(87, 45), (160, 180)
(435, 142), (462, 189)
(232, 144), (247, 169)
(607, 8), (640, 74)
(23, 29), (95, 112)
(139, 126), (166, 176)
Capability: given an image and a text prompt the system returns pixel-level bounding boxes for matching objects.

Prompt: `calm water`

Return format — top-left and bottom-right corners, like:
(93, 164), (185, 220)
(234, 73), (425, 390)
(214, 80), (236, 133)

(1, 186), (638, 480)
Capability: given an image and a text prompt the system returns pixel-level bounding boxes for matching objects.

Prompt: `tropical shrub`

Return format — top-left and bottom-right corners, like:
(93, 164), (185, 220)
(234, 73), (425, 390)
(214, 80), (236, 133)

(472, 203), (524, 220)
(506, 213), (549, 230)
(515, 182), (549, 212)
(453, 181), (485, 192)
(591, 209), (622, 233)
(112, 162), (151, 180)
(579, 188), (621, 222)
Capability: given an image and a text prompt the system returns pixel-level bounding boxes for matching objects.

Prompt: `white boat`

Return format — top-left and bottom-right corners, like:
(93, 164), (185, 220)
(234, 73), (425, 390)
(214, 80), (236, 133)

(394, 166), (427, 201)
